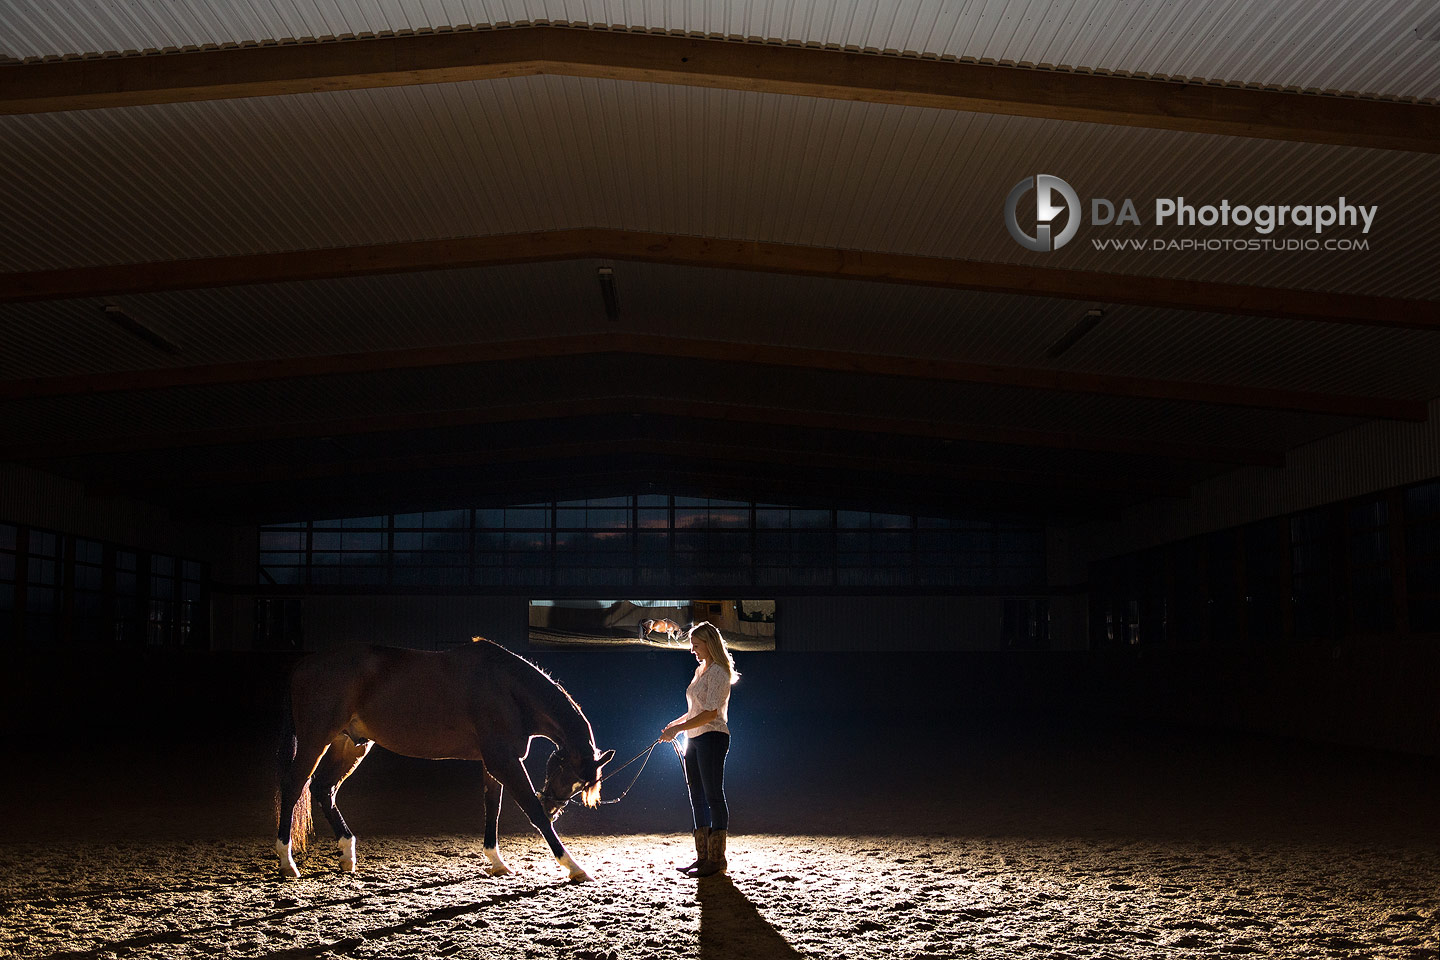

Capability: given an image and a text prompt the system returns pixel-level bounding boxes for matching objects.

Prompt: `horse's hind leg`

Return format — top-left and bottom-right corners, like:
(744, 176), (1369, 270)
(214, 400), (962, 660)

(312, 734), (373, 873)
(277, 736), (333, 878)
(480, 770), (513, 876)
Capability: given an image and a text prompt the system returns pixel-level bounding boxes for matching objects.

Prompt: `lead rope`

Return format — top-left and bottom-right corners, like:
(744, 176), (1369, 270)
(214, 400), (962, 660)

(548, 738), (666, 812)
(596, 738), (664, 805)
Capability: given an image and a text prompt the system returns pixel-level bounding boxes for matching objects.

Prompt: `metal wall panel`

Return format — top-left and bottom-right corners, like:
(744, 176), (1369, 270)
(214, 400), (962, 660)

(783, 594), (1010, 651)
(0, 462), (232, 560)
(1072, 396), (1440, 565)
(300, 594), (527, 650)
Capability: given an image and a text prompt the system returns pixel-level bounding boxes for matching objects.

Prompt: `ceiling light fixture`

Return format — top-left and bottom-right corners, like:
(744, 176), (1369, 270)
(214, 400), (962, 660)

(101, 303), (182, 355)
(1045, 308), (1106, 359)
(596, 267), (620, 322)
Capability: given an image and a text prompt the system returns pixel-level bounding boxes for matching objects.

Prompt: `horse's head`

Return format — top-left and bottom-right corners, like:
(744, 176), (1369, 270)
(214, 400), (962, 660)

(539, 746), (616, 820)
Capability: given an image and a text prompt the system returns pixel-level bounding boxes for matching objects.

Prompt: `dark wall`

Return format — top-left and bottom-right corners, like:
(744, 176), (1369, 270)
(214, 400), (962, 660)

(281, 594), (1079, 654)
(0, 646), (1080, 746)
(5, 641), (1436, 758)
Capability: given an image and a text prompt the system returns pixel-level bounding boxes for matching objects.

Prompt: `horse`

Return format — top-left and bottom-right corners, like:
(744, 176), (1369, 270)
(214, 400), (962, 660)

(275, 637), (614, 881)
(639, 618), (683, 642)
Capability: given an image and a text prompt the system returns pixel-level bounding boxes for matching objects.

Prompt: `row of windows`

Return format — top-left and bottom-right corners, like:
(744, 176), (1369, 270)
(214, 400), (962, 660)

(1091, 478), (1440, 648)
(259, 496), (1046, 591)
(0, 522), (208, 647)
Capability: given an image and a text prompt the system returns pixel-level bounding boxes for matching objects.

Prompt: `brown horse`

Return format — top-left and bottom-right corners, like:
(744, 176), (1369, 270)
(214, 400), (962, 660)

(275, 637), (614, 881)
(639, 618), (683, 642)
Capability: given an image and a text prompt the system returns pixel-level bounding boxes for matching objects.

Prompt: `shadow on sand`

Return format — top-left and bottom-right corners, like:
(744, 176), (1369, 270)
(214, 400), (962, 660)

(36, 880), (560, 960)
(699, 875), (804, 959)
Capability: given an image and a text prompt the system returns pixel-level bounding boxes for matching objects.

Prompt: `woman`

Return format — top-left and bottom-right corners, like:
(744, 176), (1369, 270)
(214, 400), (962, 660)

(659, 621), (738, 877)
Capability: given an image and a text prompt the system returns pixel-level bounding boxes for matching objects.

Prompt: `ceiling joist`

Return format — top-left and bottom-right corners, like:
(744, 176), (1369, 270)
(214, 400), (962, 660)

(4, 229), (1437, 331)
(0, 333), (1421, 421)
(2, 27), (1436, 151)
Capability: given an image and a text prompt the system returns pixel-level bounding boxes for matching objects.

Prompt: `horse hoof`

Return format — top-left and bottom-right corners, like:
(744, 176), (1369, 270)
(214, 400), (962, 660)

(276, 840), (300, 879)
(558, 852), (592, 882)
(484, 863), (514, 877)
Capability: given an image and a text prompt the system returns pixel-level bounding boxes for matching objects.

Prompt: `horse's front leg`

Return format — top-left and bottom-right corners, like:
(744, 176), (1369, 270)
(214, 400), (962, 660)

(483, 754), (592, 882)
(480, 770), (513, 876)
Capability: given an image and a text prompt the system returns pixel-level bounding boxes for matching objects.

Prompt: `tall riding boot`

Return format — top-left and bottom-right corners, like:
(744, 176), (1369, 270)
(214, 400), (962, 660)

(694, 830), (727, 877)
(678, 827), (709, 873)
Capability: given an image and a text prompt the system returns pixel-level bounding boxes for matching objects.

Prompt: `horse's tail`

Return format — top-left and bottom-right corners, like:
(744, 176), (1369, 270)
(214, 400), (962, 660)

(274, 684), (314, 855)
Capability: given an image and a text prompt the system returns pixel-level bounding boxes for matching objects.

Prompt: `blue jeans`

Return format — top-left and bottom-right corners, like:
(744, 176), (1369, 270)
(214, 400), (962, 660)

(683, 731), (730, 831)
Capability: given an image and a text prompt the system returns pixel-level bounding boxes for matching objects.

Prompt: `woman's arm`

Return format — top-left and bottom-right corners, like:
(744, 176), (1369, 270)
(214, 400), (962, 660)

(660, 709), (719, 741)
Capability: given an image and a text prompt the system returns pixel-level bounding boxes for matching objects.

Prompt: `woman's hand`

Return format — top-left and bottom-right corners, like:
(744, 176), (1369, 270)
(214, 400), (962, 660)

(659, 724), (679, 742)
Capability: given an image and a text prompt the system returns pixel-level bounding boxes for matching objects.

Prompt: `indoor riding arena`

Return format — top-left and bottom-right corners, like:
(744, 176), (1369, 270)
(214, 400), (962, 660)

(2, 3), (1439, 959)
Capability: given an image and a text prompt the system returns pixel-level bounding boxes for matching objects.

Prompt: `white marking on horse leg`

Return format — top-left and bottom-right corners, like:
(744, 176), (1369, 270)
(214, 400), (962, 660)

(338, 836), (357, 873)
(276, 839), (300, 879)
(557, 850), (592, 882)
(483, 846), (514, 877)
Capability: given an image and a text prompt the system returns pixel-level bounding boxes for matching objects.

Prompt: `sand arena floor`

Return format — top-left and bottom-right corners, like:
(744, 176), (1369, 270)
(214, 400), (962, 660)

(2, 721), (1437, 959)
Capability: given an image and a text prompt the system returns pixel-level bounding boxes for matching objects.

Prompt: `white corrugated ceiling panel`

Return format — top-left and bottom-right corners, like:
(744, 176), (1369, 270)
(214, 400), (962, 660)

(2, 0), (1437, 100)
(1, 77), (1436, 301)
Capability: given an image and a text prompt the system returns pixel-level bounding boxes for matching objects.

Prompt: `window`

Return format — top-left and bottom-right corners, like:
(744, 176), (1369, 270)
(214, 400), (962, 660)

(837, 512), (912, 587)
(1345, 497), (1394, 634)
(1206, 530), (1240, 645)
(25, 529), (60, 644)
(114, 550), (142, 645)
(180, 560), (206, 646)
(255, 597), (302, 649)
(1242, 520), (1285, 643)
(1291, 508), (1338, 642)
(554, 500), (634, 588)
(755, 505), (831, 587)
(1405, 480), (1440, 633)
(0, 522), (207, 648)
(475, 505), (552, 587)
(72, 539), (106, 644)
(262, 497), (1048, 593)
(259, 523), (306, 585)
(311, 517), (388, 586)
(0, 524), (16, 645)
(395, 510), (472, 587)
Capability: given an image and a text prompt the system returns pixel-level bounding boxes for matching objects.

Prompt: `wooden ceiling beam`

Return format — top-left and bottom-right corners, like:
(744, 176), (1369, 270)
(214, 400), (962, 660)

(4, 228), (1437, 331)
(0, 334), (1421, 421)
(2, 27), (1435, 152)
(9, 394), (1283, 467)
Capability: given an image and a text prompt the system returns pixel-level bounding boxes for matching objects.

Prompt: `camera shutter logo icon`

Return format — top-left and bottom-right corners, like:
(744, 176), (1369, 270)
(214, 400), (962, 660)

(1005, 175), (1081, 252)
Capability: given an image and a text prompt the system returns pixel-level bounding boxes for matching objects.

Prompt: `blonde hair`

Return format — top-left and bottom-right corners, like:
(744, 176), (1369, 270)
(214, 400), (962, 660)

(690, 621), (739, 684)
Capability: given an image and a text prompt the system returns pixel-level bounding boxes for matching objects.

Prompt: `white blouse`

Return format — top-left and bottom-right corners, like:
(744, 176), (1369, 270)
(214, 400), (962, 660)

(684, 662), (732, 737)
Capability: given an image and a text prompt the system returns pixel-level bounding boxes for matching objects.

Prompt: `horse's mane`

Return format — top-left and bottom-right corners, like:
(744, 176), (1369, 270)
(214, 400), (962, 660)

(467, 636), (594, 748)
